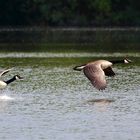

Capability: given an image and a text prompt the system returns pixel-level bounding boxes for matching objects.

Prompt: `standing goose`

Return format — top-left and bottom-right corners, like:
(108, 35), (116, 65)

(73, 58), (132, 90)
(0, 69), (23, 89)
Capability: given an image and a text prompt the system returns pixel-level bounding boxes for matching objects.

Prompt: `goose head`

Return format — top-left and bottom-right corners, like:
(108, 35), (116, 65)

(14, 75), (24, 80)
(124, 58), (132, 64)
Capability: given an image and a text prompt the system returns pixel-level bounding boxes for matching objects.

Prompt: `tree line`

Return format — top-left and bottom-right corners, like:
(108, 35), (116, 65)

(0, 0), (140, 26)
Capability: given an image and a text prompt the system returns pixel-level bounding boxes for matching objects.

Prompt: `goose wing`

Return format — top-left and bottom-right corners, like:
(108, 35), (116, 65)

(103, 67), (115, 77)
(0, 68), (12, 77)
(83, 64), (107, 90)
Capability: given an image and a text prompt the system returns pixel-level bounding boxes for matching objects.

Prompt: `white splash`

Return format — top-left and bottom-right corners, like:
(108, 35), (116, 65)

(0, 95), (14, 101)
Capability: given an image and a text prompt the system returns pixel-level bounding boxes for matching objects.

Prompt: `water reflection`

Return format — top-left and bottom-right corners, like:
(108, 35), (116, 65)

(86, 98), (115, 112)
(0, 28), (140, 53)
(87, 98), (115, 105)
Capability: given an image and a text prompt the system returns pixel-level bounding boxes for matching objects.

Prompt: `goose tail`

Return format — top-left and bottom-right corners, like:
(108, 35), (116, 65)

(73, 64), (86, 71)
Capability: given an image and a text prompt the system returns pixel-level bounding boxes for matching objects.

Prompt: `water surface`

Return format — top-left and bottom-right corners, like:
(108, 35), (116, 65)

(0, 28), (139, 140)
(0, 53), (139, 140)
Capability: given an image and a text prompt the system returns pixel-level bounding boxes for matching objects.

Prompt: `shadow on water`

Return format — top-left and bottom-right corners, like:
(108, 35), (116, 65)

(86, 98), (115, 112)
(87, 98), (115, 105)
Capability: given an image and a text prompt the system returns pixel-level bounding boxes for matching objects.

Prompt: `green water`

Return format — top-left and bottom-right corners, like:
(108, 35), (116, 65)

(0, 28), (140, 52)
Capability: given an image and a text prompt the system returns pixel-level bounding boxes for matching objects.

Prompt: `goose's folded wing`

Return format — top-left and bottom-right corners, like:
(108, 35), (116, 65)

(0, 69), (12, 77)
(83, 65), (107, 90)
(103, 67), (115, 77)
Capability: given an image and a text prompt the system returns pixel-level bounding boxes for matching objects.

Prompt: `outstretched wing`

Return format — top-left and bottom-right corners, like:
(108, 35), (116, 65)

(103, 67), (115, 77)
(0, 68), (12, 77)
(83, 64), (107, 90)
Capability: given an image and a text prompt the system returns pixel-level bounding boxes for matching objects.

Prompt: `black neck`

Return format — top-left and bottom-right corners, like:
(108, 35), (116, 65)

(110, 60), (124, 64)
(5, 77), (16, 85)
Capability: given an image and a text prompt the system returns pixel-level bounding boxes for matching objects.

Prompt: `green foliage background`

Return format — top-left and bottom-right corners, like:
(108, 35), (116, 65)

(0, 0), (140, 26)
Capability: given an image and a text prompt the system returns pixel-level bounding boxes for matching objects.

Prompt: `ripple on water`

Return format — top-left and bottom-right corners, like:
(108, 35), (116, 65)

(87, 98), (115, 104)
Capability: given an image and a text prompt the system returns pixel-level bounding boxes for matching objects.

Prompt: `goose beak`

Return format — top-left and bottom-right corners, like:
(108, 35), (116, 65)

(127, 59), (133, 63)
(19, 76), (24, 80)
(73, 66), (78, 71)
(20, 77), (24, 80)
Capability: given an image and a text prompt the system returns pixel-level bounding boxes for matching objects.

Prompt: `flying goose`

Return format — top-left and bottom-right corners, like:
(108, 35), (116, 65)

(73, 58), (132, 90)
(0, 69), (23, 89)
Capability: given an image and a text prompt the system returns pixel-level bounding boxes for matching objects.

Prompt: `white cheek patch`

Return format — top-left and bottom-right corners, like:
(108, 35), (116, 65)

(124, 59), (129, 63)
(15, 76), (20, 80)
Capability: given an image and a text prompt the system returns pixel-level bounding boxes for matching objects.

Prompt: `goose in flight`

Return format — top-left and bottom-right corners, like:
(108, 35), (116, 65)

(73, 58), (132, 90)
(0, 69), (23, 89)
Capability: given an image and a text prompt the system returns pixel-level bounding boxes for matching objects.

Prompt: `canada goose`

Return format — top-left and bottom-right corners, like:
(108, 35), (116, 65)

(0, 69), (23, 89)
(73, 58), (132, 90)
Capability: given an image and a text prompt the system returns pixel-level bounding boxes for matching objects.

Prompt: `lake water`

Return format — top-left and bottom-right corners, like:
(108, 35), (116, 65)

(0, 53), (139, 140)
(0, 28), (139, 140)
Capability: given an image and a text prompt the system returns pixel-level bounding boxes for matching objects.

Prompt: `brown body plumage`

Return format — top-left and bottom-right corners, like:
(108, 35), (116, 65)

(73, 59), (131, 90)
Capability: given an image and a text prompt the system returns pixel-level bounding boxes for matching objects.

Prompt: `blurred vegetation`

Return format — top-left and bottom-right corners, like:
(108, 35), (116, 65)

(0, 0), (140, 26)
